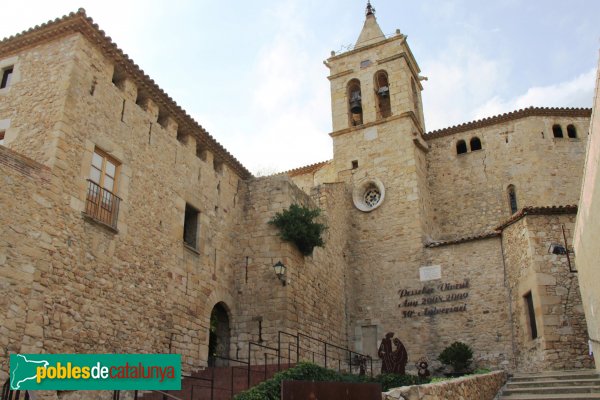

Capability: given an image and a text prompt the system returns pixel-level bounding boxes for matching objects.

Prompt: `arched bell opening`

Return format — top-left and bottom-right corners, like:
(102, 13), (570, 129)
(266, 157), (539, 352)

(208, 302), (231, 367)
(347, 79), (363, 127)
(374, 70), (391, 119)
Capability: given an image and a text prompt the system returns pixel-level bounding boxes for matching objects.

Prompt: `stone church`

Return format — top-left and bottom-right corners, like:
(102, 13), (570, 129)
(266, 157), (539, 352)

(0, 2), (594, 393)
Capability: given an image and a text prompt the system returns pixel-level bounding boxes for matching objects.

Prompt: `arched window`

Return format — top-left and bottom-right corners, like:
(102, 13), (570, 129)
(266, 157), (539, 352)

(347, 79), (363, 127)
(411, 78), (420, 123)
(552, 124), (563, 138)
(374, 71), (391, 119)
(470, 137), (482, 151)
(456, 140), (467, 155)
(567, 124), (577, 138)
(507, 185), (518, 214)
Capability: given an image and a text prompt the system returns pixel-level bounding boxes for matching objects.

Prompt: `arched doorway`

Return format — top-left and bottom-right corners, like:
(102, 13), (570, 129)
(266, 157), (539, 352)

(208, 302), (230, 366)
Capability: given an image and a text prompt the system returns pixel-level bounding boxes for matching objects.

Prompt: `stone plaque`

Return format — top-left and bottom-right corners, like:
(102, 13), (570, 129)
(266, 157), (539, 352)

(364, 127), (378, 141)
(419, 265), (441, 281)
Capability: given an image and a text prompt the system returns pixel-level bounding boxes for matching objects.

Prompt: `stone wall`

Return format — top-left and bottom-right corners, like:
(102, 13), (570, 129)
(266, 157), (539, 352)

(232, 177), (349, 363)
(383, 371), (507, 400)
(422, 238), (513, 371)
(574, 54), (600, 371)
(502, 213), (592, 372)
(0, 31), (246, 374)
(0, 147), (52, 381)
(426, 115), (589, 239)
(0, 35), (78, 166)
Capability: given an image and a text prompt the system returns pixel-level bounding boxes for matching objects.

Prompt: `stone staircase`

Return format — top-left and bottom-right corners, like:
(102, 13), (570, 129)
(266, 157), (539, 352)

(499, 369), (600, 400)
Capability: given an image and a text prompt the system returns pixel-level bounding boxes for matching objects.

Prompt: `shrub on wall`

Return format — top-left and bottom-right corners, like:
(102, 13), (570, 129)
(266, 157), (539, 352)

(269, 204), (326, 255)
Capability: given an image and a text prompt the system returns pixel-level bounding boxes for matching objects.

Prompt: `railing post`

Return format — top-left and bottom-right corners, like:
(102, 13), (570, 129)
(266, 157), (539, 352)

(264, 353), (268, 381)
(247, 343), (251, 389)
(277, 331), (281, 371)
(211, 370), (215, 400)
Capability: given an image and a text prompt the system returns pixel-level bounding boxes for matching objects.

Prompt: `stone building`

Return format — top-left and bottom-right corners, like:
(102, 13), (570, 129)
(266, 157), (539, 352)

(0, 4), (595, 395)
(574, 52), (600, 372)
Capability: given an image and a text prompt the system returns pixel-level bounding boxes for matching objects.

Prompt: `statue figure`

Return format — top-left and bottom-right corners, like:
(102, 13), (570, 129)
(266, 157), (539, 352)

(378, 332), (409, 374)
(377, 332), (395, 373)
(416, 357), (430, 379)
(392, 337), (408, 375)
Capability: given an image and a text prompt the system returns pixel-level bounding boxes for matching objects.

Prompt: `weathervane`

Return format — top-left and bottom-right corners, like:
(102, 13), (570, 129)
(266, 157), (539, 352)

(366, 1), (375, 16)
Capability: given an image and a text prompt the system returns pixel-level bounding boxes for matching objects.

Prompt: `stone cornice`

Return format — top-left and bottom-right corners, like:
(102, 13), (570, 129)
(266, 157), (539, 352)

(425, 107), (592, 141)
(0, 9), (252, 179)
(327, 34), (405, 62)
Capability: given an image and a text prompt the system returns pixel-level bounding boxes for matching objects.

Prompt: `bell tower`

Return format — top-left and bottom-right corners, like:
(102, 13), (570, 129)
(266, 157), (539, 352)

(324, 2), (435, 354)
(325, 2), (427, 181)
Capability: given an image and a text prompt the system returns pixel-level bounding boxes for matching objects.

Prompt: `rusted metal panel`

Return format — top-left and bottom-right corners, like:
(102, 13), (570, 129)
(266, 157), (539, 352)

(281, 380), (381, 400)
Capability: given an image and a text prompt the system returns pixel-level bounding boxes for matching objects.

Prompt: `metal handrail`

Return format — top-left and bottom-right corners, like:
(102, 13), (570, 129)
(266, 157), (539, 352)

(277, 330), (373, 377)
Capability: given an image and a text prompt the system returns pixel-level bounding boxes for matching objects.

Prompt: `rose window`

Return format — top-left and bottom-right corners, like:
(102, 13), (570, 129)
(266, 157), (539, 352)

(352, 178), (385, 212)
(364, 188), (381, 208)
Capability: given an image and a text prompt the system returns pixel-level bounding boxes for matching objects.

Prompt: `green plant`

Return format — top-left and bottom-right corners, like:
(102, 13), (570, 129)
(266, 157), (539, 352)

(269, 204), (326, 255)
(234, 362), (430, 399)
(438, 341), (473, 372)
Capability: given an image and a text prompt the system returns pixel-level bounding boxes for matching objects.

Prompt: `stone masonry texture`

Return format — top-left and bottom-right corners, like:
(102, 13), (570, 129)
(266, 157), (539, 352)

(0, 8), (596, 399)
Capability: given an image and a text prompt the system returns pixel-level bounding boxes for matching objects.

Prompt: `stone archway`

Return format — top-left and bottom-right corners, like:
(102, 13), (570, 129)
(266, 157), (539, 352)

(208, 302), (231, 366)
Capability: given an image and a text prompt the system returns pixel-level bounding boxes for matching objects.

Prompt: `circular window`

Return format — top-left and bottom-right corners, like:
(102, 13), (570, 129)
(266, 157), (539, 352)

(364, 188), (381, 207)
(352, 178), (385, 212)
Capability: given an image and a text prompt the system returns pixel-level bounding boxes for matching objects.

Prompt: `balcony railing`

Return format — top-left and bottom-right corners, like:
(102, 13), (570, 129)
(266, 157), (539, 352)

(84, 179), (121, 230)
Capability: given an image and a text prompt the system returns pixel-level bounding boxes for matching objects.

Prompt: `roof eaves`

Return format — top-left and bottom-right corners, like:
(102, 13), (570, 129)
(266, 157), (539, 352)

(0, 9), (253, 180)
(424, 107), (591, 140)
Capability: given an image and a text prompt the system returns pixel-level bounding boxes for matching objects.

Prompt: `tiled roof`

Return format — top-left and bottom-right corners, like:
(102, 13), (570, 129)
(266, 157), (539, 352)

(494, 205), (578, 231)
(425, 231), (500, 248)
(279, 160), (331, 177)
(425, 107), (591, 140)
(426, 205), (578, 248)
(0, 9), (252, 179)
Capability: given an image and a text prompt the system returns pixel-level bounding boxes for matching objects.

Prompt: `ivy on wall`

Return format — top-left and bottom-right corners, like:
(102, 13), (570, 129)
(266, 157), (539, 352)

(269, 204), (326, 256)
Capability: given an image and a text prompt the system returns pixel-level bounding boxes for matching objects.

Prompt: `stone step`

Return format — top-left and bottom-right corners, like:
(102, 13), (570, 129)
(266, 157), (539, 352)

(502, 385), (600, 396)
(499, 394), (600, 400)
(508, 378), (600, 388)
(511, 371), (600, 382)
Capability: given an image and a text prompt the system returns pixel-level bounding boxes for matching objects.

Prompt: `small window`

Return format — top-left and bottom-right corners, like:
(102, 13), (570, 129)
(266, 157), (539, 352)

(524, 291), (538, 339)
(456, 140), (467, 154)
(1, 67), (13, 89)
(508, 185), (517, 214)
(351, 160), (359, 169)
(183, 204), (199, 249)
(552, 124), (563, 138)
(567, 124), (577, 138)
(0, 131), (5, 146)
(84, 149), (121, 229)
(470, 137), (482, 151)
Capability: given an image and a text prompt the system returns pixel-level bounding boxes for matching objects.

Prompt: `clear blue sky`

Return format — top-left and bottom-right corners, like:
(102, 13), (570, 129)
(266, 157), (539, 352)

(2, 0), (599, 173)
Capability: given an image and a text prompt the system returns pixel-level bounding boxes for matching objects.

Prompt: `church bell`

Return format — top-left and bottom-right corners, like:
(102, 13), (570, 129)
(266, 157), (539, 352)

(350, 91), (362, 114)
